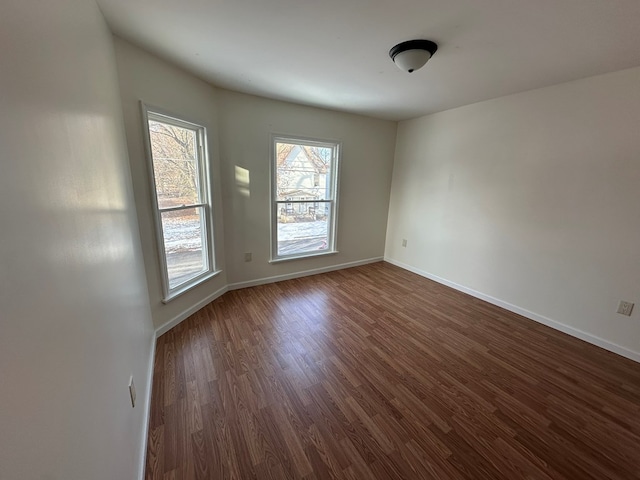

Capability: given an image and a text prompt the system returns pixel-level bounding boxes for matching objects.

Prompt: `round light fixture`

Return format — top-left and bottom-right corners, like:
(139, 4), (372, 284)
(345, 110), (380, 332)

(389, 39), (438, 73)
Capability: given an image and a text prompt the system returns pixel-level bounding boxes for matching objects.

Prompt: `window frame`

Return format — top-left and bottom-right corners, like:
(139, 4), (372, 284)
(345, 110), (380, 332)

(140, 103), (219, 302)
(270, 134), (341, 262)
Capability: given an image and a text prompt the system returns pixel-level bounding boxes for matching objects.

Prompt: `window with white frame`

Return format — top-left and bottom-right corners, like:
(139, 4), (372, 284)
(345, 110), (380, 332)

(271, 136), (340, 261)
(142, 105), (217, 301)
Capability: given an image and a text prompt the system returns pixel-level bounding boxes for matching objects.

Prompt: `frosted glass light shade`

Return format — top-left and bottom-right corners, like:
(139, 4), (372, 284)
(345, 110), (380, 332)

(393, 49), (432, 73)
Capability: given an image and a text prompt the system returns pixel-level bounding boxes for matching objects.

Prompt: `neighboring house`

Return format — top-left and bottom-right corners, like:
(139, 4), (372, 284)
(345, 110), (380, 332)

(277, 145), (330, 218)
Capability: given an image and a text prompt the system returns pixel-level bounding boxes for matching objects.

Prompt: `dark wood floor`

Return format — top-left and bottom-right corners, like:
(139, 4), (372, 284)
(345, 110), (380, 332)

(145, 262), (640, 479)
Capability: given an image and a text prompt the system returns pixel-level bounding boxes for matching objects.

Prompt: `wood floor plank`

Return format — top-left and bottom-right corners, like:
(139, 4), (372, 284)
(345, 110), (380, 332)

(145, 425), (165, 480)
(145, 262), (640, 479)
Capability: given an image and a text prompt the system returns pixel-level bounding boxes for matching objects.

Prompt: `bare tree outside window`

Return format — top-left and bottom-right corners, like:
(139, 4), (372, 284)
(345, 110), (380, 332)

(148, 121), (199, 208)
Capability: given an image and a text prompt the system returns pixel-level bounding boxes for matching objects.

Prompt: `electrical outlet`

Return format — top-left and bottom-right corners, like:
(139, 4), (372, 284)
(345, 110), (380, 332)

(402, 239), (407, 247)
(617, 300), (634, 316)
(244, 252), (252, 262)
(129, 376), (136, 408)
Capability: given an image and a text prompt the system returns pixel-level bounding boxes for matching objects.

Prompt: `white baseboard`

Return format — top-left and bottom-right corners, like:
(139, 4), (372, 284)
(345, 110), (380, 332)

(227, 257), (384, 291)
(139, 331), (156, 480)
(155, 285), (228, 337)
(384, 257), (640, 364)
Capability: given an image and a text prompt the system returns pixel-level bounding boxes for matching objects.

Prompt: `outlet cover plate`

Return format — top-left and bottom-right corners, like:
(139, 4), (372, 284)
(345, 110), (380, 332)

(617, 300), (634, 316)
(129, 376), (136, 408)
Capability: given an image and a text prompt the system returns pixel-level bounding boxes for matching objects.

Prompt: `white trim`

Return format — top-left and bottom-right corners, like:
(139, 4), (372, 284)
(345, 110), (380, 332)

(384, 257), (640, 364)
(270, 134), (341, 262)
(138, 332), (156, 480)
(161, 270), (222, 303)
(228, 257), (383, 290)
(268, 250), (338, 264)
(155, 285), (229, 337)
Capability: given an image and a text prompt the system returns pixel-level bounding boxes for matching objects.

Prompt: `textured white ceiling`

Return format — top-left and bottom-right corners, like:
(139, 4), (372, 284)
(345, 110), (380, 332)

(97, 0), (640, 120)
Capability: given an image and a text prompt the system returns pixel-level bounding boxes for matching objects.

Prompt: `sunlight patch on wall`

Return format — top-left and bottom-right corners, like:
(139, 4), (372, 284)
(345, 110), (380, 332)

(235, 165), (250, 198)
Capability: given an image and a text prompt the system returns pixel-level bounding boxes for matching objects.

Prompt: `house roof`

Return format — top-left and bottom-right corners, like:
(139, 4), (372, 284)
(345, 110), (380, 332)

(278, 145), (328, 174)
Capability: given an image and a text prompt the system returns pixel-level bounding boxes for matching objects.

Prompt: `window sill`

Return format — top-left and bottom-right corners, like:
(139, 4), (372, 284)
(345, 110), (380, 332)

(269, 250), (338, 264)
(162, 269), (222, 304)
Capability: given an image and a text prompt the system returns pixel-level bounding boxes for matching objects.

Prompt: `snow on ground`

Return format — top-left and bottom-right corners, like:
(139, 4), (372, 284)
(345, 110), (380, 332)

(163, 217), (328, 253)
(278, 220), (327, 241)
(162, 217), (203, 253)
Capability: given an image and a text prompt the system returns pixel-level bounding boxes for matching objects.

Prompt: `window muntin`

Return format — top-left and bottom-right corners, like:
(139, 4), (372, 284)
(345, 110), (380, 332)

(272, 136), (339, 260)
(143, 106), (216, 300)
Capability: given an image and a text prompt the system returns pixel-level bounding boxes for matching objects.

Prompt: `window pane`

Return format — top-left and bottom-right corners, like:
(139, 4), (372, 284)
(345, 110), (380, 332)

(161, 207), (208, 289)
(276, 201), (330, 256)
(149, 120), (200, 209)
(275, 142), (332, 201)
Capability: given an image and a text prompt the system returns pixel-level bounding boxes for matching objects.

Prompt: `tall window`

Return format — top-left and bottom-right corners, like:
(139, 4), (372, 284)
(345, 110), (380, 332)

(271, 136), (340, 261)
(142, 105), (216, 301)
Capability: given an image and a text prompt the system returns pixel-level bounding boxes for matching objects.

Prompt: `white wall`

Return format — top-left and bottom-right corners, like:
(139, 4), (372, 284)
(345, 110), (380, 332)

(217, 90), (397, 285)
(0, 2), (154, 479)
(386, 67), (640, 360)
(114, 38), (228, 331)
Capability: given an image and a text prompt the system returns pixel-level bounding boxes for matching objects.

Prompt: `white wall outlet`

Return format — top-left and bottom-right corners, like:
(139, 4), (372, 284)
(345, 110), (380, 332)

(244, 252), (252, 262)
(617, 300), (634, 316)
(128, 376), (136, 408)
(402, 239), (407, 247)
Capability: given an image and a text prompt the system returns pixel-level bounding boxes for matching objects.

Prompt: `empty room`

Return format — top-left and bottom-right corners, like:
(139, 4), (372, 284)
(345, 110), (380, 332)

(2, 0), (640, 479)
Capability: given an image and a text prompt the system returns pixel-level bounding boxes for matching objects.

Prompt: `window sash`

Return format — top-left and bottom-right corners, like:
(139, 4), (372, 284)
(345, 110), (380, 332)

(142, 103), (216, 301)
(271, 135), (340, 261)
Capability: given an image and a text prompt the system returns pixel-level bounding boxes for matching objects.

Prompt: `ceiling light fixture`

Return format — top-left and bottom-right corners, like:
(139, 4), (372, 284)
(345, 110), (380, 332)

(389, 39), (438, 73)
